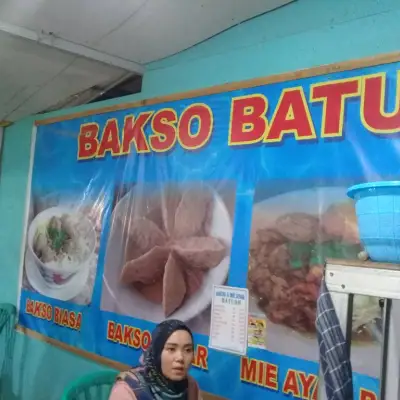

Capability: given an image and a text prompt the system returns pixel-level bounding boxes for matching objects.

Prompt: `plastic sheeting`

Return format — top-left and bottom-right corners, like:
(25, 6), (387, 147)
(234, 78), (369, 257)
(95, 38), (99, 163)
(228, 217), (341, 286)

(17, 58), (400, 399)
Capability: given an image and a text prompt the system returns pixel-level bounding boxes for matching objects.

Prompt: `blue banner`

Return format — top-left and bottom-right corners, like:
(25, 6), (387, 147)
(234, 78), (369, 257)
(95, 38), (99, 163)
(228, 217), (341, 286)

(18, 58), (400, 399)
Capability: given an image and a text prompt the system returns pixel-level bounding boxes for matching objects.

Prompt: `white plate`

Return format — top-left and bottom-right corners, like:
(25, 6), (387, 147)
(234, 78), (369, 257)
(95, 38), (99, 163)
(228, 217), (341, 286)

(101, 186), (232, 323)
(250, 186), (381, 377)
(25, 250), (90, 301)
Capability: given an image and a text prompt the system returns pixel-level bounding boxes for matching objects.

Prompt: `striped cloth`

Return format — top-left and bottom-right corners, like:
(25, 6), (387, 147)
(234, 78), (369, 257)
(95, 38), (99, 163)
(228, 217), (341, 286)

(316, 279), (354, 400)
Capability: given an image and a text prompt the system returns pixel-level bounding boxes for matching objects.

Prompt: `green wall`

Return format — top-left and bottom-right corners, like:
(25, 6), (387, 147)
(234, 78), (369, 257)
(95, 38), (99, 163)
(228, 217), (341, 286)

(1, 0), (400, 398)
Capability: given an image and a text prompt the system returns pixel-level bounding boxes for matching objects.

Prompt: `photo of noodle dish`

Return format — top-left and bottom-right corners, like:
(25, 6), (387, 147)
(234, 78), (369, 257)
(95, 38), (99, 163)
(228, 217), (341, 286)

(24, 205), (97, 302)
(248, 186), (382, 375)
(101, 182), (233, 327)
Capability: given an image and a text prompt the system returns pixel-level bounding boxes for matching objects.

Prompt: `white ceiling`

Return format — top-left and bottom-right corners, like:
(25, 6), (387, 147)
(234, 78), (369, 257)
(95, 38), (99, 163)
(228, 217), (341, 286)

(0, 0), (294, 122)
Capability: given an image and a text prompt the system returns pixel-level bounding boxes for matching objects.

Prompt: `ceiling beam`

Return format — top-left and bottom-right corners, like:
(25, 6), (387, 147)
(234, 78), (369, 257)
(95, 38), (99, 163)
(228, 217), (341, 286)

(0, 20), (144, 74)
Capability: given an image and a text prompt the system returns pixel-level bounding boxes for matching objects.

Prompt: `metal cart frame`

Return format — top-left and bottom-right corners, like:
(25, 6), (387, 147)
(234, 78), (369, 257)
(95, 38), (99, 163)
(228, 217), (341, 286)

(319, 258), (400, 399)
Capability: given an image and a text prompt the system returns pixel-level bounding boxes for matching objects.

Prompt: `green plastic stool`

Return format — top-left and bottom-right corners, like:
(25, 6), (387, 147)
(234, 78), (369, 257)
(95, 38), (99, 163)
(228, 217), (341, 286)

(61, 371), (118, 400)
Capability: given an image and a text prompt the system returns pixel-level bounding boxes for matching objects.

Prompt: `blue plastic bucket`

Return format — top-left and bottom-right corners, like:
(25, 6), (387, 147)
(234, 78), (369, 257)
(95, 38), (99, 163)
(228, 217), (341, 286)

(347, 181), (400, 263)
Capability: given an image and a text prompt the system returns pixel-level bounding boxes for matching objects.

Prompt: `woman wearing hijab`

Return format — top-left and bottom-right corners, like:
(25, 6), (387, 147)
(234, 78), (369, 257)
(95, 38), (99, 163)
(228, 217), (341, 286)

(109, 319), (201, 400)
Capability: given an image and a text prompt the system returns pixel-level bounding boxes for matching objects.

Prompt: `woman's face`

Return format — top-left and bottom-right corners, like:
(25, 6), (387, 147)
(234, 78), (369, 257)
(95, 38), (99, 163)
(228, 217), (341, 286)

(161, 329), (194, 381)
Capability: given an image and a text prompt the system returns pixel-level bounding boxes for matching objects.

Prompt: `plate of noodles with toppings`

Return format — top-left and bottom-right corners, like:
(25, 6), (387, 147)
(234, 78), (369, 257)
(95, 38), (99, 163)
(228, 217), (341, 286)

(247, 186), (382, 375)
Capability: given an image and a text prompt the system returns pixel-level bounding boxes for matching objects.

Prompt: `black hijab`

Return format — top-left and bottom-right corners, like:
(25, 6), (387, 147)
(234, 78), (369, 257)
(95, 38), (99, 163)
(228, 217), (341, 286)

(137, 320), (194, 400)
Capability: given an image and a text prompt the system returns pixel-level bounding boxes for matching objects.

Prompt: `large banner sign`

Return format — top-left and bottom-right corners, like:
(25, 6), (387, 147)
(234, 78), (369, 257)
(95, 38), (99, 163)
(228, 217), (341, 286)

(18, 55), (400, 399)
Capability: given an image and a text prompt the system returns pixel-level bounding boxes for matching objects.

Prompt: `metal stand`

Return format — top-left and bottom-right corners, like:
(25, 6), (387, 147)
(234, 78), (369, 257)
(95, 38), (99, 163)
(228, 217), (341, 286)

(319, 258), (400, 400)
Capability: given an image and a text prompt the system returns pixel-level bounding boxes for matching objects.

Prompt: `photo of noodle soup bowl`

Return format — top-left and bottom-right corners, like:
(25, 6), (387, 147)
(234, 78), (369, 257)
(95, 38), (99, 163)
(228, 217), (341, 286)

(27, 207), (96, 287)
